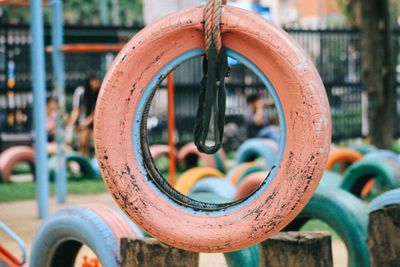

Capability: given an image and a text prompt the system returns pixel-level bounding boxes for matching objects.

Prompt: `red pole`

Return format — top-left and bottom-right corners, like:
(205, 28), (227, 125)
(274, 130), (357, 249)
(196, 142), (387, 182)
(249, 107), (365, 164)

(167, 73), (176, 186)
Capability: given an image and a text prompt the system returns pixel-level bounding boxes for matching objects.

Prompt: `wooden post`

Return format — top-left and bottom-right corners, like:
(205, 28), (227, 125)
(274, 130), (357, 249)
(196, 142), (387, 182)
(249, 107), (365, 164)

(368, 205), (400, 266)
(260, 232), (333, 267)
(121, 238), (199, 267)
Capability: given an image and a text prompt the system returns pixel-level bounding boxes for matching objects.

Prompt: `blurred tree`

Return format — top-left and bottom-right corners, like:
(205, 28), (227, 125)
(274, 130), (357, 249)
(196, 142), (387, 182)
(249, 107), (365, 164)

(358, 0), (396, 149)
(0, 0), (143, 25)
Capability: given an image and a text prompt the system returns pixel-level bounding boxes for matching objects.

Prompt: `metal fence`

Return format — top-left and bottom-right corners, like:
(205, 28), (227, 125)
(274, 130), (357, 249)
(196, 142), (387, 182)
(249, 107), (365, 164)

(0, 24), (399, 149)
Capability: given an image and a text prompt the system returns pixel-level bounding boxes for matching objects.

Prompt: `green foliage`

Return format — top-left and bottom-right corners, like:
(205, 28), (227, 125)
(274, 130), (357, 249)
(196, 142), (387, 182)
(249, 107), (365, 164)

(335, 0), (358, 26)
(0, 0), (143, 25)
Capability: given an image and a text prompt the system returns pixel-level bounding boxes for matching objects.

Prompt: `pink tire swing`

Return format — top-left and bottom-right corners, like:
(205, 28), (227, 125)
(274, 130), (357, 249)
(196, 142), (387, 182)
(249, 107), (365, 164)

(94, 3), (331, 252)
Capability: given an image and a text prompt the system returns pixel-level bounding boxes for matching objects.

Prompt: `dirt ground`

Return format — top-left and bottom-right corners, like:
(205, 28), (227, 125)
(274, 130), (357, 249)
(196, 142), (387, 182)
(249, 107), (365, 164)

(0, 193), (347, 266)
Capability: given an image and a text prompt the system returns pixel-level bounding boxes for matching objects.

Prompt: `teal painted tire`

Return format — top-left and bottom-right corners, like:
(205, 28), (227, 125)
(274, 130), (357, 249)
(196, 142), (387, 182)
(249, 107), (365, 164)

(285, 187), (370, 267)
(30, 204), (143, 267)
(91, 157), (101, 178)
(351, 144), (377, 155)
(49, 152), (98, 181)
(319, 171), (342, 189)
(341, 158), (399, 197)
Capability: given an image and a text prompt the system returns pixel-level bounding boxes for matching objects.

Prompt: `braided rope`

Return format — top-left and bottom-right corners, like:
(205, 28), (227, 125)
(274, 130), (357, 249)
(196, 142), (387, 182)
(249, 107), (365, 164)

(204, 0), (226, 56)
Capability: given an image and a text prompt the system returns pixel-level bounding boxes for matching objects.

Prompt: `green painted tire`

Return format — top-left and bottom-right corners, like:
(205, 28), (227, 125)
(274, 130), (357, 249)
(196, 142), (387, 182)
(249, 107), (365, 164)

(351, 144), (377, 155)
(341, 158), (399, 197)
(190, 192), (260, 267)
(285, 186), (370, 267)
(49, 152), (98, 181)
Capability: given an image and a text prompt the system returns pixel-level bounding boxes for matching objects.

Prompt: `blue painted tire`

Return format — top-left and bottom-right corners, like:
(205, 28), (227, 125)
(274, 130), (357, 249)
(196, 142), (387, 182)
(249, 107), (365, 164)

(30, 205), (143, 267)
(368, 189), (400, 212)
(256, 126), (280, 143)
(285, 187), (370, 267)
(190, 178), (237, 200)
(364, 150), (400, 165)
(235, 138), (278, 168)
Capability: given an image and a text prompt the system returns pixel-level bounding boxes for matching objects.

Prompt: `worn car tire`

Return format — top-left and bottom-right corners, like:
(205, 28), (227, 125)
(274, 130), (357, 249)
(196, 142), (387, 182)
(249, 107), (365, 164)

(0, 146), (35, 182)
(341, 158), (399, 198)
(368, 188), (400, 212)
(178, 142), (226, 173)
(325, 148), (363, 172)
(191, 177), (237, 200)
(285, 187), (370, 267)
(30, 204), (143, 267)
(235, 138), (279, 168)
(175, 167), (224, 195)
(94, 5), (330, 252)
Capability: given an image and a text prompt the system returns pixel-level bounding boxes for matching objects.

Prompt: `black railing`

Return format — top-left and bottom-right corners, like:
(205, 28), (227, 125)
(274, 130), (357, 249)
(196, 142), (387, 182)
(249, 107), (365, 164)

(1, 24), (399, 149)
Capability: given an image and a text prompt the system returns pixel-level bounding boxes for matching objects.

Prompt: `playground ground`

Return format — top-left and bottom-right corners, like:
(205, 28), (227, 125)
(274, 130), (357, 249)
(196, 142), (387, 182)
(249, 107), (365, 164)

(0, 191), (348, 266)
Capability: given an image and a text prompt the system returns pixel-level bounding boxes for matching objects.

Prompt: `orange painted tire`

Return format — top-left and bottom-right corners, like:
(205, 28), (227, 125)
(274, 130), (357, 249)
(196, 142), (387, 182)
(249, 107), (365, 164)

(0, 146), (35, 182)
(178, 142), (226, 173)
(94, 6), (331, 252)
(235, 172), (269, 200)
(326, 148), (363, 172)
(175, 167), (225, 195)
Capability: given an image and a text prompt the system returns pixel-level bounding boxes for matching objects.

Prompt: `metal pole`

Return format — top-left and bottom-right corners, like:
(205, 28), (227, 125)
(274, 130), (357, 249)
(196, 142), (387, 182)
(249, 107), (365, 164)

(51, 0), (67, 204)
(100, 0), (109, 76)
(30, 0), (49, 219)
(167, 73), (176, 185)
(111, 0), (120, 26)
(100, 0), (109, 25)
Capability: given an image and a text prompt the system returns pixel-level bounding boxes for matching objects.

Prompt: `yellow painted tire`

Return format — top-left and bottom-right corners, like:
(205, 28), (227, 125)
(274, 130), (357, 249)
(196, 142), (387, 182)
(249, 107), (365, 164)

(175, 167), (225, 195)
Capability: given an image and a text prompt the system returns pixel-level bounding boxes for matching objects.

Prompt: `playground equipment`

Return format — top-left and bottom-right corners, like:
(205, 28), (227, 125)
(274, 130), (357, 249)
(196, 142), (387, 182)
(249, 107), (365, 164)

(48, 152), (98, 181)
(190, 192), (261, 267)
(235, 171), (269, 200)
(0, 146), (35, 182)
(174, 167), (224, 195)
(319, 171), (342, 189)
(226, 163), (265, 185)
(325, 148), (363, 173)
(30, 204), (144, 267)
(286, 187), (370, 267)
(351, 144), (377, 155)
(0, 221), (26, 267)
(94, 3), (331, 252)
(364, 150), (400, 165)
(190, 177), (237, 199)
(235, 138), (278, 168)
(369, 188), (400, 212)
(341, 158), (399, 198)
(177, 142), (227, 173)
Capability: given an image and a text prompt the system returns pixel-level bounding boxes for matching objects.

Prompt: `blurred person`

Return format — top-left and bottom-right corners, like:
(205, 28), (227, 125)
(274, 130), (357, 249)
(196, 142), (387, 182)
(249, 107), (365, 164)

(67, 75), (101, 156)
(46, 96), (58, 142)
(244, 93), (277, 139)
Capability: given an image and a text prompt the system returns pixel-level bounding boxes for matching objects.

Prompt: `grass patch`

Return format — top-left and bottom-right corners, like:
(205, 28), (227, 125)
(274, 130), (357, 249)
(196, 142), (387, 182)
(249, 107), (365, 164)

(0, 180), (107, 203)
(301, 219), (340, 239)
